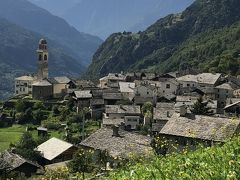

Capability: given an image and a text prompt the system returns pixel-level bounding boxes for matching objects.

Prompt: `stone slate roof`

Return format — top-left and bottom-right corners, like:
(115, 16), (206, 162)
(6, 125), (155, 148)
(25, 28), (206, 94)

(134, 96), (153, 104)
(37, 137), (74, 161)
(32, 80), (52, 86)
(15, 75), (35, 81)
(176, 96), (198, 102)
(90, 99), (104, 105)
(76, 80), (97, 89)
(215, 82), (239, 90)
(103, 92), (122, 100)
(224, 101), (240, 110)
(100, 73), (126, 81)
(226, 98), (240, 105)
(1, 151), (40, 171)
(48, 76), (71, 84)
(73, 90), (92, 99)
(177, 73), (222, 85)
(154, 103), (175, 120)
(119, 82), (135, 93)
(160, 113), (240, 142)
(105, 105), (141, 114)
(80, 127), (153, 158)
(102, 118), (125, 126)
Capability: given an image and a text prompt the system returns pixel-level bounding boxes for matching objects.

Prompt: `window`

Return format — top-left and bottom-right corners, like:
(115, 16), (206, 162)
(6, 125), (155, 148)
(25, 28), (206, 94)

(23, 88), (25, 92)
(16, 90), (18, 94)
(44, 54), (48, 61)
(24, 83), (27, 87)
(147, 92), (149, 95)
(166, 84), (170, 89)
(187, 84), (190, 87)
(39, 54), (42, 61)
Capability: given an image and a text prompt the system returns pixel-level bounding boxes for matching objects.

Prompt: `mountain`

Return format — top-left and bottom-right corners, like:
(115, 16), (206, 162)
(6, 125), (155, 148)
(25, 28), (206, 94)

(0, 0), (102, 66)
(27, 0), (82, 17)
(56, 0), (193, 39)
(0, 18), (84, 100)
(86, 0), (240, 78)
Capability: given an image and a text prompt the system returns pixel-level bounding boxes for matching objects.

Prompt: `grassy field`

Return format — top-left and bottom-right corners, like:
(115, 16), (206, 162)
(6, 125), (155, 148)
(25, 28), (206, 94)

(0, 125), (63, 152)
(0, 125), (25, 152)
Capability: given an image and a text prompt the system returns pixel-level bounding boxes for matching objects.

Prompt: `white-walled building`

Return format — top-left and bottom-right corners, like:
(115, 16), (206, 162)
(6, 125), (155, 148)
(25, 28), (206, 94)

(15, 75), (36, 95)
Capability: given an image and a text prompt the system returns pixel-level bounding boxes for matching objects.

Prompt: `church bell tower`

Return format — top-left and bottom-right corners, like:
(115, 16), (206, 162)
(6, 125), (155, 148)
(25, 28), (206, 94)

(37, 39), (48, 80)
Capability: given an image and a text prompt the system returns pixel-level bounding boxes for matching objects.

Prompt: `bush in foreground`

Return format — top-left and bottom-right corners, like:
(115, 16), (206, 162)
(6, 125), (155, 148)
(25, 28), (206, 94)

(105, 137), (240, 179)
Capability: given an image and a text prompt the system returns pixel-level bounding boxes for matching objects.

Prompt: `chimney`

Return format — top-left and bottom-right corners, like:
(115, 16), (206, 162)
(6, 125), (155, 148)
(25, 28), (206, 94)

(112, 125), (120, 137)
(179, 105), (187, 117)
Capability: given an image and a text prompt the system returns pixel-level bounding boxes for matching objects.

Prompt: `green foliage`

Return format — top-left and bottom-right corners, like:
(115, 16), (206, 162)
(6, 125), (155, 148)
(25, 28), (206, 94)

(15, 99), (27, 112)
(14, 132), (41, 162)
(42, 116), (61, 130)
(106, 137), (240, 179)
(141, 102), (153, 115)
(32, 109), (45, 125)
(97, 150), (110, 171)
(86, 0), (240, 77)
(33, 102), (45, 110)
(52, 105), (60, 116)
(191, 96), (213, 115)
(68, 149), (94, 179)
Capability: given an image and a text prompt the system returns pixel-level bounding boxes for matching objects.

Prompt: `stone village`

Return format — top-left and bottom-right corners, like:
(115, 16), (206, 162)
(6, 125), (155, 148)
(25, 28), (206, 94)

(1, 39), (240, 177)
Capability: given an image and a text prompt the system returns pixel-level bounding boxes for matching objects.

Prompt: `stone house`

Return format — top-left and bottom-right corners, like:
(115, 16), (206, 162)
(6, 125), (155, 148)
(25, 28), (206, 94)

(32, 80), (53, 100)
(152, 103), (175, 133)
(15, 75), (36, 96)
(119, 82), (135, 101)
(159, 113), (240, 153)
(36, 138), (78, 165)
(215, 82), (239, 109)
(1, 150), (41, 178)
(133, 83), (157, 105)
(90, 99), (105, 119)
(177, 73), (222, 88)
(48, 76), (76, 98)
(80, 127), (153, 167)
(153, 74), (179, 97)
(99, 73), (126, 89)
(104, 105), (141, 130)
(103, 92), (123, 105)
(72, 90), (93, 110)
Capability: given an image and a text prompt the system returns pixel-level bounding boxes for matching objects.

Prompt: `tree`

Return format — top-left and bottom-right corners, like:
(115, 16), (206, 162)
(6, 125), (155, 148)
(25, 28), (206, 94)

(97, 149), (109, 171)
(191, 96), (213, 115)
(33, 109), (45, 124)
(33, 101), (45, 110)
(141, 102), (153, 115)
(52, 105), (60, 116)
(15, 99), (27, 112)
(68, 149), (94, 179)
(14, 132), (41, 161)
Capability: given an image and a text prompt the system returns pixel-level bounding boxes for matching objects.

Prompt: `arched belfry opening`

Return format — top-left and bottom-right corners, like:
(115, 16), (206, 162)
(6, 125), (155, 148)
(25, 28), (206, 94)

(39, 54), (42, 61)
(44, 54), (48, 61)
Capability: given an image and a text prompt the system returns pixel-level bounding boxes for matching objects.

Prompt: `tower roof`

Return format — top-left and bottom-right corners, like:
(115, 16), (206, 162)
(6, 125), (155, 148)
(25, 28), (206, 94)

(39, 38), (47, 45)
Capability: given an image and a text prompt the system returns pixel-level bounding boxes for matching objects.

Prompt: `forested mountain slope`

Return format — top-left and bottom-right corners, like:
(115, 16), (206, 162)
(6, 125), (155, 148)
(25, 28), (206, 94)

(86, 0), (240, 78)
